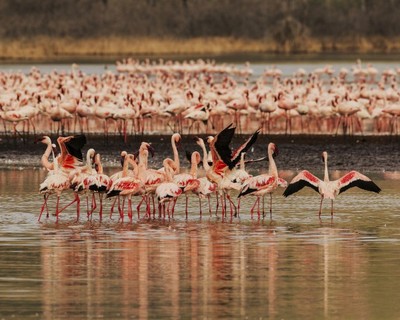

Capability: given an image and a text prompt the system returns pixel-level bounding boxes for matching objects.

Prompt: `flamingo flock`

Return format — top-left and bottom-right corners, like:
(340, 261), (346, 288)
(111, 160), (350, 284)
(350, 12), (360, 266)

(37, 125), (382, 223)
(1, 59), (400, 140)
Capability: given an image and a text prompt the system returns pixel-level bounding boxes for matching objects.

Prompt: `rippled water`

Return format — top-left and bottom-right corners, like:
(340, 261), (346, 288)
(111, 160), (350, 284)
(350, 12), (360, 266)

(0, 169), (399, 319)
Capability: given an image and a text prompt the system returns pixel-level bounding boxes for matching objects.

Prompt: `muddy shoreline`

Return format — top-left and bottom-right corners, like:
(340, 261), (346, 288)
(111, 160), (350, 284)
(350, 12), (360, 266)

(0, 133), (399, 172)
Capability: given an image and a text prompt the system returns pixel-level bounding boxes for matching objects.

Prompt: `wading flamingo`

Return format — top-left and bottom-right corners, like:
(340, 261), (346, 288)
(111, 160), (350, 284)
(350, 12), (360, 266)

(238, 143), (287, 219)
(283, 151), (381, 216)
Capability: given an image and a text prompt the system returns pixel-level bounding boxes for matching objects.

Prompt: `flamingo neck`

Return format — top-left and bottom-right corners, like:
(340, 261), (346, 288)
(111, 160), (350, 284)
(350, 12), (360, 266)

(199, 141), (210, 171)
(138, 149), (148, 170)
(164, 163), (174, 182)
(41, 140), (54, 170)
(86, 151), (93, 171)
(268, 148), (278, 177)
(95, 156), (104, 174)
(189, 158), (198, 178)
(128, 157), (139, 178)
(172, 138), (180, 173)
(122, 156), (130, 178)
(323, 156), (330, 182)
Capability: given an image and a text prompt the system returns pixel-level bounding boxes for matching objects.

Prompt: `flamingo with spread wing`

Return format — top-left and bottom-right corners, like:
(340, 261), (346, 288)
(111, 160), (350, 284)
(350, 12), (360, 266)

(283, 151), (381, 216)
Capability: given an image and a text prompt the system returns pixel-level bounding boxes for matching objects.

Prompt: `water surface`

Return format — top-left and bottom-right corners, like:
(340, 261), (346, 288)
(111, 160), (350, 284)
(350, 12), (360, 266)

(0, 169), (399, 319)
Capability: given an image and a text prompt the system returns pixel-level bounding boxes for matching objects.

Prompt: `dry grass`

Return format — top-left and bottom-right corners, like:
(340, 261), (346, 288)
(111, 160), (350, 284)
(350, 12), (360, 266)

(1, 36), (400, 60)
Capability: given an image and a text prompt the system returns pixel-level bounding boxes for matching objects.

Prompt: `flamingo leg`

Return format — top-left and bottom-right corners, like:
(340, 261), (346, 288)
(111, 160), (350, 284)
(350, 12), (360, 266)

(118, 197), (124, 222)
(198, 197), (202, 218)
(90, 193), (97, 219)
(319, 196), (324, 217)
(171, 198), (178, 218)
(185, 195), (189, 220)
(128, 196), (133, 223)
(57, 193), (80, 221)
(269, 193), (273, 220)
(38, 194), (50, 222)
(207, 195), (212, 216)
(250, 197), (259, 219)
(55, 195), (61, 222)
(215, 193), (220, 217)
(331, 200), (334, 216)
(236, 198), (241, 218)
(226, 194), (237, 217)
(110, 197), (117, 219)
(137, 196), (145, 219)
(98, 194), (103, 222)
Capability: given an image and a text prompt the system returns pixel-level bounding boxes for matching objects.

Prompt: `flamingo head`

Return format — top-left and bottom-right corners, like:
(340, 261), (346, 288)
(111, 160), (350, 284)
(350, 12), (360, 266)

(120, 150), (128, 167)
(146, 143), (155, 158)
(321, 151), (328, 162)
(193, 136), (203, 145)
(35, 136), (51, 145)
(192, 151), (201, 165)
(206, 136), (214, 145)
(269, 143), (278, 158)
(172, 133), (181, 146)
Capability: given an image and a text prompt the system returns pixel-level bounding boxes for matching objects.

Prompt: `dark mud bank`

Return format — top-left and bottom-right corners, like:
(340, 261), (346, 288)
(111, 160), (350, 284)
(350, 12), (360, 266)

(0, 134), (399, 172)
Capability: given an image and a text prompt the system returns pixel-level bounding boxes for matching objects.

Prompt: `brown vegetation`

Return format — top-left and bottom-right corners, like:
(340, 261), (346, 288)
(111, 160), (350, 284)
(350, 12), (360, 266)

(0, 0), (400, 60)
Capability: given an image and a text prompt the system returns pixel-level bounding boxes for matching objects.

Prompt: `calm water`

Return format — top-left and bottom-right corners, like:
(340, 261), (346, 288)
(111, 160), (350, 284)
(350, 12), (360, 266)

(0, 168), (400, 319)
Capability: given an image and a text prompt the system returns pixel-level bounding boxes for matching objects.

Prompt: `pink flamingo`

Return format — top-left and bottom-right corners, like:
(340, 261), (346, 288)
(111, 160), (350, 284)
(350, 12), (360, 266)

(283, 151), (381, 216)
(81, 153), (111, 221)
(238, 143), (287, 219)
(173, 151), (201, 218)
(155, 158), (182, 218)
(106, 154), (144, 222)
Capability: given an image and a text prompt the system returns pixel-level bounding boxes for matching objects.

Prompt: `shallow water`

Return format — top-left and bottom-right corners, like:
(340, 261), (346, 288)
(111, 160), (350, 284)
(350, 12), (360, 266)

(0, 169), (400, 319)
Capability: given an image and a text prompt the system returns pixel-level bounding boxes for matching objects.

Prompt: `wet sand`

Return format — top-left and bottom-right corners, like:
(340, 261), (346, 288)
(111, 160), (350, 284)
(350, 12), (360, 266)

(0, 133), (399, 172)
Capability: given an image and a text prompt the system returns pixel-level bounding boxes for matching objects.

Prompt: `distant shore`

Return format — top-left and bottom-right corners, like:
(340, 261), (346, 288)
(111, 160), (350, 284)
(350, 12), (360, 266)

(1, 36), (400, 61)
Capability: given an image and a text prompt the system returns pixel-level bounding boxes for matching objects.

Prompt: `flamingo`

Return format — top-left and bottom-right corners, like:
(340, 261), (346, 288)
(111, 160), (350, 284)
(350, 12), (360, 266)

(209, 123), (260, 216)
(194, 137), (217, 215)
(69, 148), (96, 221)
(36, 136), (59, 220)
(35, 136), (57, 171)
(106, 154), (144, 222)
(38, 134), (86, 222)
(238, 143), (287, 219)
(283, 151), (381, 216)
(155, 158), (182, 218)
(80, 153), (111, 221)
(184, 103), (210, 134)
(173, 151), (201, 218)
(38, 156), (70, 222)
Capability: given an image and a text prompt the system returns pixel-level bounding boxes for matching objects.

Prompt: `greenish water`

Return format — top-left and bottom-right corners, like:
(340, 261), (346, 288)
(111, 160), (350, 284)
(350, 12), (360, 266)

(0, 169), (399, 319)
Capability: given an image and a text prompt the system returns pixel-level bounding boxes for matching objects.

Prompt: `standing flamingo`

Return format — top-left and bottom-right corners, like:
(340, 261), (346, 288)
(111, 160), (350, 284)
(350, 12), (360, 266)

(238, 143), (287, 219)
(283, 151), (381, 216)
(107, 154), (144, 222)
(173, 151), (201, 218)
(81, 153), (111, 221)
(209, 123), (260, 216)
(155, 158), (182, 218)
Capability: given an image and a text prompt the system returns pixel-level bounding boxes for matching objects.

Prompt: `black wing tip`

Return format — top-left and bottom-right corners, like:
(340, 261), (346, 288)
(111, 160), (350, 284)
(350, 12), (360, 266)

(106, 190), (120, 198)
(238, 187), (257, 198)
(65, 135), (87, 161)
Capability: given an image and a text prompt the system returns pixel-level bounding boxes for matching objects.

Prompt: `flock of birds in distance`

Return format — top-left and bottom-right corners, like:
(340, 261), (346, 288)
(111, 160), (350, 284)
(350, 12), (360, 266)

(37, 125), (381, 223)
(0, 58), (399, 143)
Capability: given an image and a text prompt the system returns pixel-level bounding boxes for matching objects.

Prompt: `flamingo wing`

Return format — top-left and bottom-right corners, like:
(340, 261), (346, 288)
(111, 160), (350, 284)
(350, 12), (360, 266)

(283, 170), (320, 197)
(65, 135), (87, 161)
(213, 123), (235, 165)
(238, 175), (274, 197)
(230, 128), (260, 169)
(338, 171), (381, 194)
